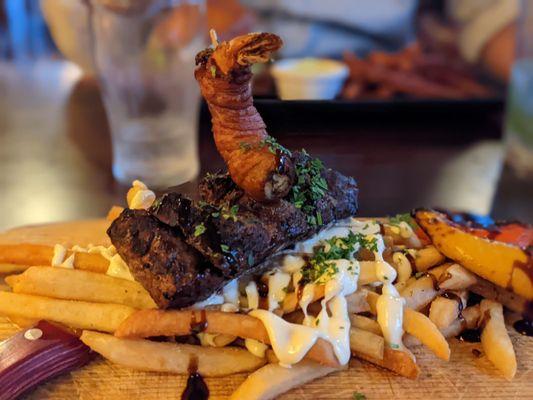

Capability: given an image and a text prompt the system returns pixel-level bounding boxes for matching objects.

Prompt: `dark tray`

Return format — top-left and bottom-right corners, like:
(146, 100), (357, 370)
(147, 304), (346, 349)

(200, 96), (504, 141)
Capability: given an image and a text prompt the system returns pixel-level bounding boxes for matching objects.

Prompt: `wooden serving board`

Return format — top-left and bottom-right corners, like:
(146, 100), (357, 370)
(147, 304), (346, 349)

(1, 317), (532, 400)
(1, 220), (532, 399)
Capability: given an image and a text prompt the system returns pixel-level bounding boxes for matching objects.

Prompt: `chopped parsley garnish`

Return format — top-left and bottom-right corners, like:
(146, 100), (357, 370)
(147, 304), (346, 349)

(221, 204), (239, 221)
(300, 232), (376, 284)
(238, 137), (291, 156)
(289, 151), (328, 226)
(389, 212), (417, 230)
(220, 244), (230, 252)
(210, 65), (217, 78)
(260, 137), (291, 155)
(194, 223), (206, 237)
(353, 392), (366, 400)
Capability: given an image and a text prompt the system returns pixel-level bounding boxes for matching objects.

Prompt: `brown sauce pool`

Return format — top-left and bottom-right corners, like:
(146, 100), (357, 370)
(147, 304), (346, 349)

(456, 329), (482, 343)
(513, 319), (533, 337)
(181, 355), (209, 400)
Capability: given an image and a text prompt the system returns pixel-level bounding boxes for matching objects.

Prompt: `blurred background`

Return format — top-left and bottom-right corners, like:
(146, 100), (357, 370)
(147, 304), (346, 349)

(0, 0), (531, 229)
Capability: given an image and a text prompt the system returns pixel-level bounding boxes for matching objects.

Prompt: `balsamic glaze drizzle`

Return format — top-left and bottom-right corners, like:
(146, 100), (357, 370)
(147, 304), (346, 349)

(456, 329), (482, 343)
(190, 310), (208, 335)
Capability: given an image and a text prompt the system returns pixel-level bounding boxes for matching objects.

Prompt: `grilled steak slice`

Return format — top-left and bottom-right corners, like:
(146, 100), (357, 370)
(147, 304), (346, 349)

(107, 209), (225, 309)
(149, 192), (309, 277)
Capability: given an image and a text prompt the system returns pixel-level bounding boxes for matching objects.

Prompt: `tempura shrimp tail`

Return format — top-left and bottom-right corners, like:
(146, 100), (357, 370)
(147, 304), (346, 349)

(195, 32), (294, 201)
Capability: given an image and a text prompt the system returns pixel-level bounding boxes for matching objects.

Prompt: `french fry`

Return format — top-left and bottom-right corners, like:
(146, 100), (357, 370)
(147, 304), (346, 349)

(470, 276), (530, 318)
(349, 314), (382, 335)
(366, 291), (450, 361)
(81, 331), (265, 377)
(197, 332), (236, 347)
(72, 252), (109, 273)
(230, 360), (342, 400)
(106, 206), (125, 222)
(350, 327), (384, 360)
(115, 309), (340, 367)
(403, 307), (450, 361)
(345, 289), (371, 314)
(282, 285), (324, 314)
(404, 305), (481, 347)
(429, 296), (461, 330)
(359, 261), (379, 284)
(438, 263), (477, 290)
(5, 267), (156, 309)
(382, 224), (422, 249)
(0, 219), (111, 266)
(0, 244), (52, 266)
(5, 314), (39, 329)
(401, 274), (439, 310)
(480, 300), (517, 380)
(0, 246), (109, 274)
(392, 252), (412, 291)
(0, 263), (30, 275)
(412, 246), (446, 271)
(0, 291), (135, 332)
(352, 347), (420, 379)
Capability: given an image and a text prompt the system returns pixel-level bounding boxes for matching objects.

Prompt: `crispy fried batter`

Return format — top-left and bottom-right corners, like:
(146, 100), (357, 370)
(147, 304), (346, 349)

(195, 32), (294, 201)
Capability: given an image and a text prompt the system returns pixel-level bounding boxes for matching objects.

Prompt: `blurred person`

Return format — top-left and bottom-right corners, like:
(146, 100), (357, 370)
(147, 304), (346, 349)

(447, 0), (518, 81)
(240, 0), (419, 58)
(1, 0), (53, 60)
(240, 0), (518, 81)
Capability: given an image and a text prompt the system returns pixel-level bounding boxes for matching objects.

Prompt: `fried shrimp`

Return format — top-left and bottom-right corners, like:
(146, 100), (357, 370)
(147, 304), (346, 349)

(195, 31), (294, 201)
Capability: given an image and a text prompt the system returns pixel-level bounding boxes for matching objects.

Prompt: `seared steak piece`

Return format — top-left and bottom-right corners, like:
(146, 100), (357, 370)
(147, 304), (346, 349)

(149, 191), (309, 277)
(107, 209), (225, 309)
(149, 150), (358, 278)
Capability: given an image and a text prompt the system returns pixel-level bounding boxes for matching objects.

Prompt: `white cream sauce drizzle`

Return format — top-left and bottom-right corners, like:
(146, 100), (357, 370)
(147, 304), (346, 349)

(60, 254), (75, 269)
(245, 281), (259, 310)
(249, 309), (319, 367)
(373, 236), (406, 350)
(190, 293), (224, 309)
(128, 180), (156, 210)
(107, 254), (135, 281)
(202, 219), (407, 367)
(267, 270), (291, 311)
(253, 220), (373, 367)
(221, 280), (239, 312)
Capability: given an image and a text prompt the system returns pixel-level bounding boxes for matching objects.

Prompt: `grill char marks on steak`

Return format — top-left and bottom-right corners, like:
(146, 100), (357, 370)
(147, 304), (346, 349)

(149, 191), (309, 277)
(107, 209), (224, 309)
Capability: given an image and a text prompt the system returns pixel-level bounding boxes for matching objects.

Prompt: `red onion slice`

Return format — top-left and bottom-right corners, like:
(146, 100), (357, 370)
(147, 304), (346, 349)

(0, 321), (94, 400)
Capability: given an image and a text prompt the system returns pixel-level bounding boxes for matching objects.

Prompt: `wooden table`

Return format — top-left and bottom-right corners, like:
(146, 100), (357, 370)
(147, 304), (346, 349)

(0, 59), (531, 231)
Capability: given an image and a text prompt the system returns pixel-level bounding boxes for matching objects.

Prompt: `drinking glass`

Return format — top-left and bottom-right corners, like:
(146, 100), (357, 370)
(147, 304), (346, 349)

(89, 0), (205, 187)
(504, 0), (533, 178)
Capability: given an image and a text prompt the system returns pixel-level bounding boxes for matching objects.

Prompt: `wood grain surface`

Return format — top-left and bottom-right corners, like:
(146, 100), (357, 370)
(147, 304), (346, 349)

(1, 316), (531, 400)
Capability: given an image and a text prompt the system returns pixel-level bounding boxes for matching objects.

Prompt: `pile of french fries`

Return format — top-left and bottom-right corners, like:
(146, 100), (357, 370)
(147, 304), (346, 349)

(0, 208), (528, 400)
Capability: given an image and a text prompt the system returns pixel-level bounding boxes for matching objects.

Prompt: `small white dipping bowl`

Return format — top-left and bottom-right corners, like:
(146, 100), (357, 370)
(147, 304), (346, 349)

(271, 58), (349, 100)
